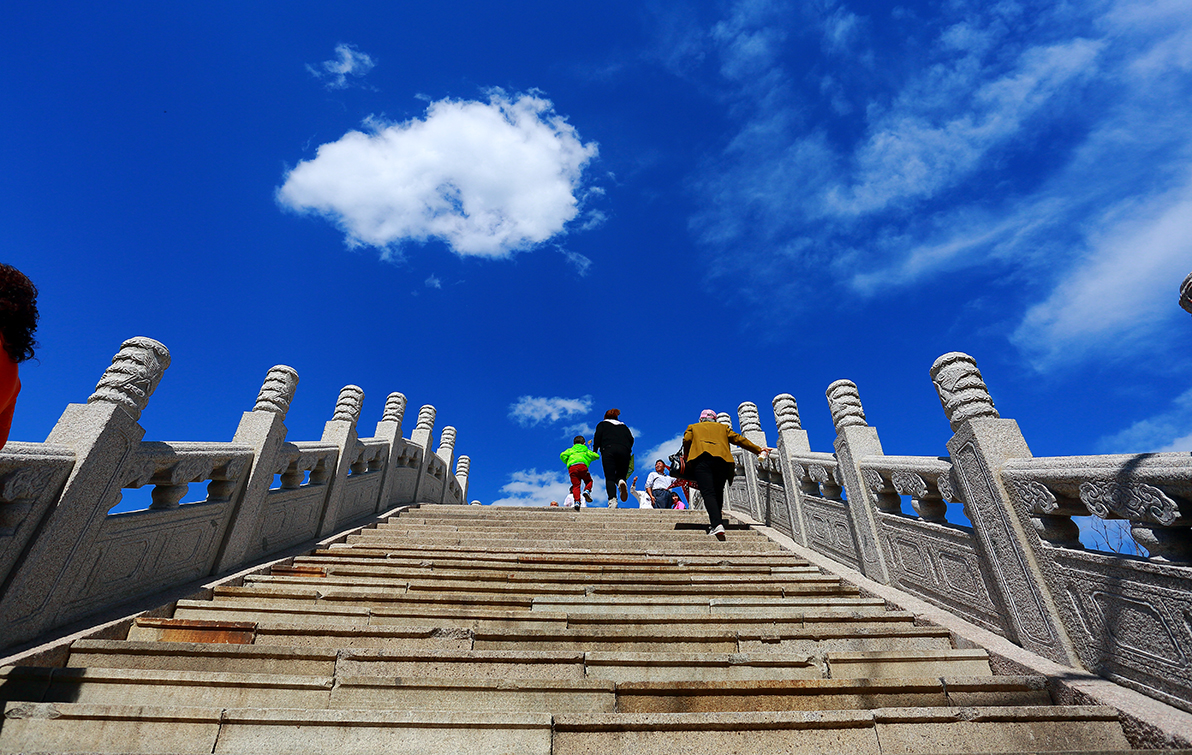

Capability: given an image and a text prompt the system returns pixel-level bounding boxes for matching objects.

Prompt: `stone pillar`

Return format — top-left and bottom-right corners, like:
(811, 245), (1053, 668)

(1181, 270), (1192, 316)
(825, 380), (890, 584)
(372, 392), (409, 511)
(410, 405), (436, 451)
(455, 455), (471, 504)
(0, 338), (170, 647)
(736, 402), (768, 522)
(931, 352), (1081, 666)
(436, 427), (457, 503)
(315, 385), (364, 537)
(715, 412), (732, 428)
(409, 405), (441, 504)
(772, 393), (810, 546)
(214, 365), (299, 572)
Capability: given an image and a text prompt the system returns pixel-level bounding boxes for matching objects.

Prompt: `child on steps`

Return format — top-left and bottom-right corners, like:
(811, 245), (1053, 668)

(560, 436), (599, 508)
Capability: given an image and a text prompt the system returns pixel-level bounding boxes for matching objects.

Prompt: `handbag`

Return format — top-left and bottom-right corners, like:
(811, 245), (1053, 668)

(668, 446), (697, 488)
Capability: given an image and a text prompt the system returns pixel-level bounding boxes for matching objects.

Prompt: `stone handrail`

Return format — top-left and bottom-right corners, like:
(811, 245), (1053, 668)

(722, 349), (1192, 713)
(0, 336), (468, 652)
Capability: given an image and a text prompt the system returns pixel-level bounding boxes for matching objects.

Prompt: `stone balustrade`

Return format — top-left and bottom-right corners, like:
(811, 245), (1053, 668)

(725, 350), (1192, 714)
(0, 337), (467, 652)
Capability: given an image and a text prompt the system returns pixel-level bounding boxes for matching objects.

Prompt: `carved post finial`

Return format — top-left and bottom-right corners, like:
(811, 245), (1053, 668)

(715, 412), (732, 428)
(438, 426), (456, 454)
(826, 380), (867, 433)
(88, 337), (171, 421)
(456, 455), (470, 477)
(253, 365), (299, 417)
(1181, 271), (1192, 316)
(737, 402), (762, 434)
(416, 405), (437, 432)
(331, 385), (365, 425)
(772, 394), (802, 432)
(930, 352), (999, 433)
(382, 392), (407, 424)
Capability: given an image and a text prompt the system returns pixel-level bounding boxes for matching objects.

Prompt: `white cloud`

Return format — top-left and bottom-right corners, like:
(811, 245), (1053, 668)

(509, 395), (593, 426)
(562, 422), (596, 439)
(1012, 172), (1192, 366)
(307, 43), (375, 89)
(277, 92), (599, 258)
(562, 250), (592, 276)
(634, 432), (686, 480)
(489, 468), (608, 507)
(424, 274), (442, 289)
(1096, 387), (1192, 453)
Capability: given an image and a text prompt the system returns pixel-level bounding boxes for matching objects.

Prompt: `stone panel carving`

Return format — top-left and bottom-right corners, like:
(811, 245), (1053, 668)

(1053, 547), (1192, 713)
(803, 497), (859, 568)
(0, 443), (75, 589)
(1079, 481), (1181, 526)
(878, 513), (1005, 635)
(253, 486), (327, 559)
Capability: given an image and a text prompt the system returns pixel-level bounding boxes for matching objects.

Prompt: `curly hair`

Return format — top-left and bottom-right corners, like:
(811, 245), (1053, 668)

(0, 264), (38, 363)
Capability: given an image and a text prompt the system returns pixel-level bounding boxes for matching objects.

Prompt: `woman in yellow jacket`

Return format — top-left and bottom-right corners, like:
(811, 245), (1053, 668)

(682, 409), (769, 540)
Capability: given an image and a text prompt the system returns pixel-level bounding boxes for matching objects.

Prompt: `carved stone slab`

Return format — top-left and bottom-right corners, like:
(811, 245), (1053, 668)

(803, 497), (860, 569)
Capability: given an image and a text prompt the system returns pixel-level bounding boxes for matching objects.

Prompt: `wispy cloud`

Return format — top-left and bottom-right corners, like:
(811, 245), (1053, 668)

(561, 250), (593, 276)
(673, 0), (1192, 368)
(277, 91), (599, 258)
(424, 274), (442, 289)
(509, 395), (593, 426)
(307, 43), (376, 90)
(1097, 387), (1192, 453)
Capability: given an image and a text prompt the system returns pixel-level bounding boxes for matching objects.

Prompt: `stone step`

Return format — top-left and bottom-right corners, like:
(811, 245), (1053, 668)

(345, 534), (780, 552)
(614, 675), (1052, 713)
(1, 666), (1051, 716)
(828, 649), (993, 678)
(309, 548), (814, 568)
(0, 701), (553, 754)
(550, 706), (1130, 755)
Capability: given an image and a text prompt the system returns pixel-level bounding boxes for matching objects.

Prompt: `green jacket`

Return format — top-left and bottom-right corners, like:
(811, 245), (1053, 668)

(560, 443), (599, 468)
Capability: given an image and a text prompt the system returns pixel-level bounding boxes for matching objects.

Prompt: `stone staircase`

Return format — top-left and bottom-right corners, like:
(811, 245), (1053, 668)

(0, 504), (1157, 753)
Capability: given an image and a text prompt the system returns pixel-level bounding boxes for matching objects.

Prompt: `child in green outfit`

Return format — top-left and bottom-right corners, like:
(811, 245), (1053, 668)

(560, 436), (600, 508)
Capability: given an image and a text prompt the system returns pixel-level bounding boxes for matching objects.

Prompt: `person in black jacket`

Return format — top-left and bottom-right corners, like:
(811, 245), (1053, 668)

(592, 408), (633, 506)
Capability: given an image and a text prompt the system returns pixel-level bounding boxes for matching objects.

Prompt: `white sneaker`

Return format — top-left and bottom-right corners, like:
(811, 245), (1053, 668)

(709, 524), (726, 541)
(583, 490), (592, 503)
(608, 499), (617, 509)
(618, 479), (629, 502)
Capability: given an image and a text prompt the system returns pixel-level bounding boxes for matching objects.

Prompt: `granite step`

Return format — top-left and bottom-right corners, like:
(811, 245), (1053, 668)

(305, 548), (815, 568)
(550, 706), (1130, 755)
(0, 702), (554, 754)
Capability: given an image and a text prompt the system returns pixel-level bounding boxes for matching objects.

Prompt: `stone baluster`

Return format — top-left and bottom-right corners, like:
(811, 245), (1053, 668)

(0, 338), (171, 647)
(736, 402), (769, 522)
(825, 379), (890, 584)
(455, 455), (471, 504)
(409, 405), (439, 504)
(715, 412), (732, 428)
(772, 393), (811, 545)
(372, 392), (413, 511)
(214, 365), (300, 571)
(930, 351), (1081, 666)
(436, 426), (458, 503)
(1181, 270), (1192, 316)
(315, 385), (364, 537)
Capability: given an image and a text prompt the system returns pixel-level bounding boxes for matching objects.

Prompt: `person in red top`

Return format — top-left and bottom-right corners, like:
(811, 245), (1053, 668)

(0, 264), (39, 451)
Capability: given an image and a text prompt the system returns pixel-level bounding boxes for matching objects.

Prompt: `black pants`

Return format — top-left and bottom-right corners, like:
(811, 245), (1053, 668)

(688, 454), (735, 528)
(599, 445), (632, 502)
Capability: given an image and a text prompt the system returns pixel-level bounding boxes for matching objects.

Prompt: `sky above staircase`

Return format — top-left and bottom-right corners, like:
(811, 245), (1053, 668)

(4, 0), (1191, 510)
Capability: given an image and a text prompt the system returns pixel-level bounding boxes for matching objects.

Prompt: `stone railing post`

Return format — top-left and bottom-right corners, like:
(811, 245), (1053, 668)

(409, 405), (437, 503)
(436, 426), (457, 503)
(214, 366), (299, 572)
(371, 392), (407, 511)
(715, 412), (732, 428)
(736, 402), (769, 522)
(0, 337), (170, 647)
(315, 385), (364, 537)
(825, 380), (890, 584)
(1180, 271), (1192, 316)
(772, 393), (811, 545)
(455, 455), (471, 503)
(931, 351), (1081, 666)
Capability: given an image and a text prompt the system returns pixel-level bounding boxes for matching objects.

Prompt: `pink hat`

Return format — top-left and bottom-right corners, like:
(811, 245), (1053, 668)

(700, 409), (716, 420)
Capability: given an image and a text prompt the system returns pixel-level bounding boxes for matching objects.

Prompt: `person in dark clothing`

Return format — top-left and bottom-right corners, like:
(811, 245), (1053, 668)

(682, 409), (769, 540)
(592, 408), (634, 506)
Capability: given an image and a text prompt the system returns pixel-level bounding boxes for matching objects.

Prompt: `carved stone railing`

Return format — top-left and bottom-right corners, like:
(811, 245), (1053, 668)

(0, 336), (469, 651)
(721, 349), (1192, 712)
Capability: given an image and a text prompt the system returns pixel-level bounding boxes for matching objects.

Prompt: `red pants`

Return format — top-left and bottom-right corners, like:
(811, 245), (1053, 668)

(568, 464), (593, 502)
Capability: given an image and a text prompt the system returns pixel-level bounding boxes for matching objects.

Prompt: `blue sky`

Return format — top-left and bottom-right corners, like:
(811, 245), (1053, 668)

(4, 0), (1191, 511)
